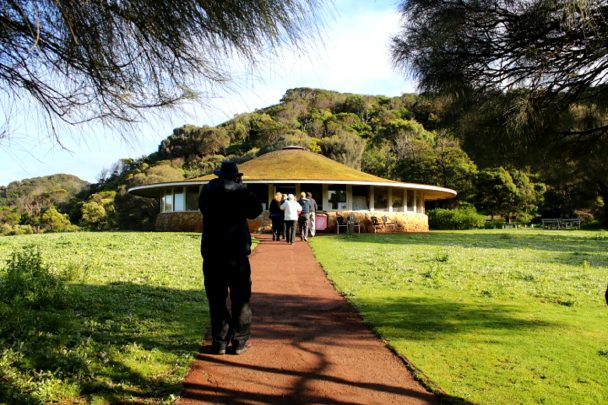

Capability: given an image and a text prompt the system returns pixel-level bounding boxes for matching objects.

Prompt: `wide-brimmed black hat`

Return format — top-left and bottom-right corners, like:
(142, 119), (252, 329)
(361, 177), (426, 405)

(214, 161), (243, 178)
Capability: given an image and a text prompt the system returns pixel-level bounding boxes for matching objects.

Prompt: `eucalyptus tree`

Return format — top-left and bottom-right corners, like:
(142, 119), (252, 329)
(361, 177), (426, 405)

(392, 0), (608, 225)
(0, 0), (325, 135)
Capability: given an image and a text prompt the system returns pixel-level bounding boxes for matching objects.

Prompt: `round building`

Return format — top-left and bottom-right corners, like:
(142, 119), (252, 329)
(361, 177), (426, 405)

(128, 146), (456, 233)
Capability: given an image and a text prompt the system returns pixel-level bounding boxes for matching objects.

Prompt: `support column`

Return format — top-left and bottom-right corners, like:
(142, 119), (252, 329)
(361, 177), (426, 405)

(296, 184), (301, 197)
(403, 189), (407, 213)
(346, 185), (353, 211)
(413, 191), (417, 213)
(369, 186), (375, 212)
(419, 192), (425, 214)
(322, 184), (329, 211)
(268, 185), (274, 210)
(388, 188), (393, 213)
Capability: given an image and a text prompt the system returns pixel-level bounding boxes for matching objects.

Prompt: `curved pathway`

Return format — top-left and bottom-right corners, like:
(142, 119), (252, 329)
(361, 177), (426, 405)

(179, 234), (436, 404)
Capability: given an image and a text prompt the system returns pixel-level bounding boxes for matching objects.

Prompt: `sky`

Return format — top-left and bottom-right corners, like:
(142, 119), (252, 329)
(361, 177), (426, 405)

(0, 0), (416, 186)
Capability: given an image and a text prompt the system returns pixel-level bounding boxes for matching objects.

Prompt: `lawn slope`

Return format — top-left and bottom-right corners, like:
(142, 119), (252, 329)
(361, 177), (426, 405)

(310, 230), (608, 404)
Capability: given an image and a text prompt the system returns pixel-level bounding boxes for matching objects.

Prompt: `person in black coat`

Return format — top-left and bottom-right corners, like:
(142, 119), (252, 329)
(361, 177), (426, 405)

(268, 192), (284, 241)
(199, 161), (263, 354)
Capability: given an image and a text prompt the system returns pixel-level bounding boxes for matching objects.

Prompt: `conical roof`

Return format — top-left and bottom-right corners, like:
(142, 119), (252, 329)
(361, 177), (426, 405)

(193, 147), (396, 183)
(129, 146), (456, 201)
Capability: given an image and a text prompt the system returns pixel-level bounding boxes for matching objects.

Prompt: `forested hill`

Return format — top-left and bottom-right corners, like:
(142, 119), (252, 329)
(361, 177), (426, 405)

(1, 88), (604, 233)
(0, 174), (89, 207)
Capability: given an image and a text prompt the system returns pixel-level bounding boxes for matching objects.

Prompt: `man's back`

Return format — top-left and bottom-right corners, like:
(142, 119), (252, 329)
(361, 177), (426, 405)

(199, 178), (262, 257)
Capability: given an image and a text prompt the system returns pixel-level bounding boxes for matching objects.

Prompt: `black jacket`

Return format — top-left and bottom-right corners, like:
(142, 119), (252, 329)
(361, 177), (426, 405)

(199, 178), (263, 258)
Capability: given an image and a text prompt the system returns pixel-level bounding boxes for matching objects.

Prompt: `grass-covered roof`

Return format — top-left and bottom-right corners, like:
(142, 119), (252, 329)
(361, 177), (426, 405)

(129, 147), (456, 200)
(193, 147), (395, 183)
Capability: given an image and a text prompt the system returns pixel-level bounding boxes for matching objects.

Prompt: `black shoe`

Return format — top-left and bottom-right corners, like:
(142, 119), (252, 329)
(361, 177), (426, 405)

(212, 342), (227, 355)
(201, 342), (226, 355)
(232, 341), (251, 355)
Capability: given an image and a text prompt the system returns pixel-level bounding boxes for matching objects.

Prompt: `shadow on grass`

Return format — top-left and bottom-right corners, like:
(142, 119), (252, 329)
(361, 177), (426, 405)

(0, 282), (206, 403)
(350, 295), (555, 342)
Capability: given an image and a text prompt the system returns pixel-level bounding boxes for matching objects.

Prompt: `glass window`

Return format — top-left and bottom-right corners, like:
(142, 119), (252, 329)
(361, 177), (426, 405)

(303, 184), (323, 211)
(275, 184), (296, 201)
(186, 187), (199, 211)
(328, 184), (347, 210)
(392, 189), (404, 213)
(163, 190), (173, 212)
(407, 190), (415, 212)
(374, 187), (388, 210)
(352, 186), (368, 211)
(174, 189), (185, 212)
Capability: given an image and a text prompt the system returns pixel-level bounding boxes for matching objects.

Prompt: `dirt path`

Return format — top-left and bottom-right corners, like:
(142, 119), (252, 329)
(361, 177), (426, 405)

(179, 234), (436, 404)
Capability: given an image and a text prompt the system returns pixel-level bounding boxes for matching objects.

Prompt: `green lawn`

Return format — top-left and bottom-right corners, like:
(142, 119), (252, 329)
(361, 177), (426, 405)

(0, 232), (207, 404)
(309, 230), (608, 404)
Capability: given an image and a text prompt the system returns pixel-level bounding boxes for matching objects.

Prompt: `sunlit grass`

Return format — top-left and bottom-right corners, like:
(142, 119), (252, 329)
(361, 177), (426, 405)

(310, 229), (608, 404)
(0, 232), (206, 404)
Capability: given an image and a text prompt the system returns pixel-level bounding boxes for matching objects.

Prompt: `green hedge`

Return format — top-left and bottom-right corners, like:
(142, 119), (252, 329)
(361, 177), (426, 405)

(428, 207), (486, 230)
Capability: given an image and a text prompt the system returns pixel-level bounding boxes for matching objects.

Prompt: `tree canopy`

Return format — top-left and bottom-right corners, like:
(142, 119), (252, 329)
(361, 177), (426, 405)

(0, 0), (325, 131)
(392, 0), (608, 138)
(392, 1), (608, 97)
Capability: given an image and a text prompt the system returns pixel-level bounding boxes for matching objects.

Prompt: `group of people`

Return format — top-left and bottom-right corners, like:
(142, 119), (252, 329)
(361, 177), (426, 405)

(268, 191), (318, 245)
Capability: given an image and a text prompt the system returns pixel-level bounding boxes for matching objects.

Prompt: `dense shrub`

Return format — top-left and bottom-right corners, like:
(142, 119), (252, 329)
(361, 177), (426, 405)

(0, 246), (73, 308)
(1, 224), (34, 236)
(428, 206), (486, 230)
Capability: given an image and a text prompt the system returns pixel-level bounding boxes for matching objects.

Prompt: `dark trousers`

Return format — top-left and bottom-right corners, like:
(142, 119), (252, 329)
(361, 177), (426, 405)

(298, 214), (309, 240)
(202, 255), (252, 347)
(271, 216), (284, 239)
(284, 220), (296, 243)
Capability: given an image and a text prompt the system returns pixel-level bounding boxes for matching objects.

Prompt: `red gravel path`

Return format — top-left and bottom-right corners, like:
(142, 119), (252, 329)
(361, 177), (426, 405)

(178, 234), (436, 404)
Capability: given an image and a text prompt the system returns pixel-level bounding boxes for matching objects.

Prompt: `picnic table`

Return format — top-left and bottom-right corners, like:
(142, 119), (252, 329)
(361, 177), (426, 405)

(541, 218), (581, 229)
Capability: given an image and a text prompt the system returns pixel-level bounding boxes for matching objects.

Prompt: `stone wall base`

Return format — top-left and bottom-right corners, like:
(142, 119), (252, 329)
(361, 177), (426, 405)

(155, 211), (428, 233)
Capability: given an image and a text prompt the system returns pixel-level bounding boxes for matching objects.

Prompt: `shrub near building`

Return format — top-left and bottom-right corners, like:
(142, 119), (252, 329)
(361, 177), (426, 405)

(428, 206), (486, 230)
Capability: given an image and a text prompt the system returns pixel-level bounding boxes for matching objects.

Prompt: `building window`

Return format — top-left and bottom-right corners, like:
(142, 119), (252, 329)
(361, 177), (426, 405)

(163, 190), (173, 212)
(328, 184), (347, 210)
(186, 187), (199, 211)
(174, 188), (185, 212)
(374, 187), (388, 210)
(392, 190), (403, 213)
(303, 184), (323, 211)
(352, 186), (368, 211)
(275, 184), (296, 200)
(407, 190), (415, 212)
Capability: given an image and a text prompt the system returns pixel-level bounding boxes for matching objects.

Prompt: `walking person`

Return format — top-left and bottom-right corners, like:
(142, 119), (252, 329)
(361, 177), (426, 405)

(198, 161), (263, 355)
(280, 194), (301, 245)
(268, 192), (284, 241)
(306, 191), (318, 237)
(297, 192), (311, 241)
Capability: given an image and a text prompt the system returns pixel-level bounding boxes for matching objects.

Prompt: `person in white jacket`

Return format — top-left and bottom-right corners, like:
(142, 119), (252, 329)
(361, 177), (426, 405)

(280, 194), (302, 245)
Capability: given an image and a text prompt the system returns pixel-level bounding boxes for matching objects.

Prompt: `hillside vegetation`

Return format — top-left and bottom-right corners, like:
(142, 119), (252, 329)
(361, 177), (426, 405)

(1, 88), (605, 233)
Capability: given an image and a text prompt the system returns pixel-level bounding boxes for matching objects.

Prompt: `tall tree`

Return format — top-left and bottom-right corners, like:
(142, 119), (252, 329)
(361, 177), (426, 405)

(392, 0), (608, 138)
(1, 0), (325, 134)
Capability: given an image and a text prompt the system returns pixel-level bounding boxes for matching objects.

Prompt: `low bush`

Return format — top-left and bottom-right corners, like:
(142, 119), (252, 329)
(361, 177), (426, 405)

(428, 206), (486, 230)
(0, 246), (74, 308)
